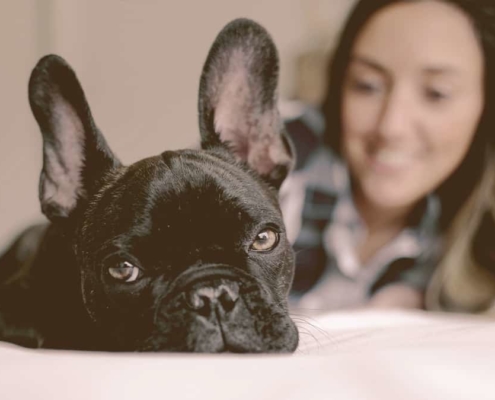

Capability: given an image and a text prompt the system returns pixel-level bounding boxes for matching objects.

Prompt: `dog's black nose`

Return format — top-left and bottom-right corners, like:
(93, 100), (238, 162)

(186, 280), (239, 316)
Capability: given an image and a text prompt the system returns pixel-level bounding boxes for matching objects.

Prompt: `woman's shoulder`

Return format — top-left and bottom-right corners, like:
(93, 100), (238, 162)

(281, 100), (348, 192)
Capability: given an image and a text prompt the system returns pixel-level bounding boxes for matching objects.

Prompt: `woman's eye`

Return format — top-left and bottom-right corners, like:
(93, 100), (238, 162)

(108, 261), (142, 283)
(425, 88), (449, 102)
(348, 78), (382, 95)
(250, 229), (279, 252)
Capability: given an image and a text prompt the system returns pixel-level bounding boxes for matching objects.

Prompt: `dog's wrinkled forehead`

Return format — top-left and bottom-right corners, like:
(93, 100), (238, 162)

(83, 149), (282, 254)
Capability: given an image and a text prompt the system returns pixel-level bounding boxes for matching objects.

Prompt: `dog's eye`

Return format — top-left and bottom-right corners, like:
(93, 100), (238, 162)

(251, 229), (279, 252)
(108, 261), (141, 283)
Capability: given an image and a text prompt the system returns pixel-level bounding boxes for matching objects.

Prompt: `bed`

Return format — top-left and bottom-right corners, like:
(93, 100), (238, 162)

(1, 310), (494, 399)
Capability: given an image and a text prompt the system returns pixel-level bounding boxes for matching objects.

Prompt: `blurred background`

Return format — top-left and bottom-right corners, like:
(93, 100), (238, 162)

(0, 0), (355, 249)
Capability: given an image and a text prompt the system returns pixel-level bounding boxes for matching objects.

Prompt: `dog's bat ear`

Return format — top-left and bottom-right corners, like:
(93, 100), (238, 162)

(28, 55), (121, 221)
(198, 18), (294, 189)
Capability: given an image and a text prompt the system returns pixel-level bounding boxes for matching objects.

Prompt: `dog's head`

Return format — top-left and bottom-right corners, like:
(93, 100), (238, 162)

(28, 19), (298, 352)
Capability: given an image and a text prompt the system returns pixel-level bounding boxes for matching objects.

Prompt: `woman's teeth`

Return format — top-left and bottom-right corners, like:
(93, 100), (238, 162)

(373, 150), (414, 167)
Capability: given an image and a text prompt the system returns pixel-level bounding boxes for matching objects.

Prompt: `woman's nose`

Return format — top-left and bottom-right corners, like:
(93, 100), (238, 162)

(376, 87), (414, 142)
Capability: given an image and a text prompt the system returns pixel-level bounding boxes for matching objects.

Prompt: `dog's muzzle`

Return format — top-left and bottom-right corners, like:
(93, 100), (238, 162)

(143, 264), (297, 353)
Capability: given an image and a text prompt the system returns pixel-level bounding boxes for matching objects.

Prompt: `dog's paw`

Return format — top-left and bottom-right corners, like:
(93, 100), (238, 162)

(0, 314), (44, 348)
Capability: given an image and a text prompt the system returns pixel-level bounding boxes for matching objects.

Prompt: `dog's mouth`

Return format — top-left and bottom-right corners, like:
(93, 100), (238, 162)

(138, 265), (298, 353)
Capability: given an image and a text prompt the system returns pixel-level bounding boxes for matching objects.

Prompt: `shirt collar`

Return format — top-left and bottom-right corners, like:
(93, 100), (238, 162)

(303, 147), (442, 278)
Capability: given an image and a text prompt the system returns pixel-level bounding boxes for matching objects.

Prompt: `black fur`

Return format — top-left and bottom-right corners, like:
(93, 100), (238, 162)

(0, 19), (298, 353)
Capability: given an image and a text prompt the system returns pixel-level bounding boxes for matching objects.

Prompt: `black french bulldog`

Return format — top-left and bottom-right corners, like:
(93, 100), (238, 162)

(0, 19), (299, 353)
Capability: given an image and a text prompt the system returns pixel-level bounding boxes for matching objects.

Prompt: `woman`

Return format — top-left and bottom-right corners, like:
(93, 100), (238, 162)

(282, 0), (495, 312)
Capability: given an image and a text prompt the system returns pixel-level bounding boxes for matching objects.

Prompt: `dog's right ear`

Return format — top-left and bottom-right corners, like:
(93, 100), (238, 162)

(198, 19), (294, 189)
(29, 55), (121, 221)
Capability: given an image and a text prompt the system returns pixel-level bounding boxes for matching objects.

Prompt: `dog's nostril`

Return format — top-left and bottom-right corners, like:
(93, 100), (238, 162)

(187, 292), (206, 311)
(218, 283), (239, 312)
(219, 291), (236, 312)
(186, 291), (211, 316)
(188, 296), (211, 317)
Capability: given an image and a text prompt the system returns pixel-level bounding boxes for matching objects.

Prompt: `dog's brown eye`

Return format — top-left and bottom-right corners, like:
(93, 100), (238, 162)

(108, 261), (141, 283)
(251, 229), (279, 252)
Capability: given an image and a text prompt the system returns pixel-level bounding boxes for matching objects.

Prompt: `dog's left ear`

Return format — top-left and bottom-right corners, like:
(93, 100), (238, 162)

(198, 18), (294, 189)
(28, 55), (121, 221)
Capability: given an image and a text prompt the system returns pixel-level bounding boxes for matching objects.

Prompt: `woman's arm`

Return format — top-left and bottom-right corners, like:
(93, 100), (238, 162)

(368, 283), (424, 309)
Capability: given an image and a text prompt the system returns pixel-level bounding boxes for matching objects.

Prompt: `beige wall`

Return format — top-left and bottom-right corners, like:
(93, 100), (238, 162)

(0, 0), (354, 250)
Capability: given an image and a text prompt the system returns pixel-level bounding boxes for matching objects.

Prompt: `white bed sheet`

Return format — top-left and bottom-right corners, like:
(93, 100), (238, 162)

(1, 310), (495, 400)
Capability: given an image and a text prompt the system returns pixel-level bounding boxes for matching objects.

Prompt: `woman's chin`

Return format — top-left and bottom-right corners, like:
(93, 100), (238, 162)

(358, 181), (423, 212)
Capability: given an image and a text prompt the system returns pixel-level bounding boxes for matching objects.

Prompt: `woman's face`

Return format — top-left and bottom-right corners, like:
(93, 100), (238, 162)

(341, 0), (484, 211)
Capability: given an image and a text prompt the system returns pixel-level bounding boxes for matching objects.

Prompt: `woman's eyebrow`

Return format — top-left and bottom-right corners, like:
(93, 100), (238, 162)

(422, 66), (461, 76)
(351, 54), (461, 77)
(349, 55), (388, 74)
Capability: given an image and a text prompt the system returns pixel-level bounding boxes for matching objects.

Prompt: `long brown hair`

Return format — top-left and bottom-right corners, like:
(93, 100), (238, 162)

(426, 154), (495, 312)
